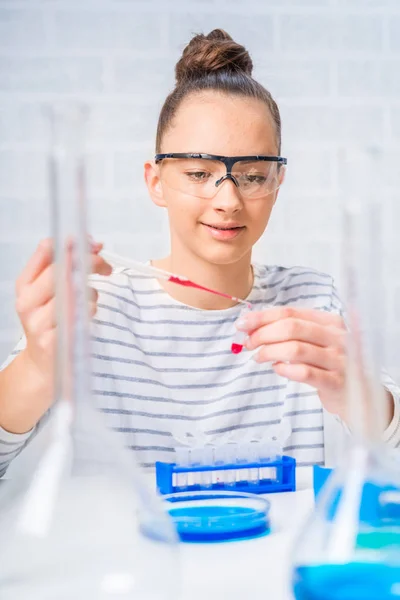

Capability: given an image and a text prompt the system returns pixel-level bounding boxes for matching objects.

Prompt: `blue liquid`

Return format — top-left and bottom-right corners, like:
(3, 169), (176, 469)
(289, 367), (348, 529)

(168, 504), (269, 542)
(293, 563), (400, 600)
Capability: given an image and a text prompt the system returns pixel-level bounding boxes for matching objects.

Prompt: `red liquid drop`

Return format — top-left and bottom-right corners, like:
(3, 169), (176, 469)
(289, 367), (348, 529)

(231, 343), (243, 354)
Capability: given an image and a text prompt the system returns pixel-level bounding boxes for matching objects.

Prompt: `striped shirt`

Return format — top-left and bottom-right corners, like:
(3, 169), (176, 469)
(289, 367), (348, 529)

(1, 262), (400, 476)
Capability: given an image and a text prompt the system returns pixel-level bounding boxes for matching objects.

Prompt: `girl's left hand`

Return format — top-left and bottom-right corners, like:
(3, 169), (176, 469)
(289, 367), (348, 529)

(236, 307), (348, 419)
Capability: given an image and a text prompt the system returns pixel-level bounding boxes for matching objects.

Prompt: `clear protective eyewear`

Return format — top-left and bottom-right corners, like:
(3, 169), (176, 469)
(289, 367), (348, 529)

(155, 153), (287, 200)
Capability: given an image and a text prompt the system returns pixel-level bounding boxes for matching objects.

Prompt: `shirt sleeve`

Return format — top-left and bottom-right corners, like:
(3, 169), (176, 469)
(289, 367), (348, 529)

(0, 334), (37, 478)
(0, 333), (26, 369)
(328, 281), (400, 449)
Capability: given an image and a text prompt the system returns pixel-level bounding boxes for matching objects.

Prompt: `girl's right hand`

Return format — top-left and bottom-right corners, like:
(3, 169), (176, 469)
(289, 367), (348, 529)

(15, 238), (112, 383)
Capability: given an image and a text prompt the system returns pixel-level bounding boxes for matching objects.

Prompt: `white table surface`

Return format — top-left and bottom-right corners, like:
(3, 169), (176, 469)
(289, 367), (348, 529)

(178, 469), (315, 600)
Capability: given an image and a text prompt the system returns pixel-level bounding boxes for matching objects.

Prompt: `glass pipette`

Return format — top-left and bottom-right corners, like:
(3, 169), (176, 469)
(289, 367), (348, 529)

(102, 250), (252, 354)
(102, 250), (251, 308)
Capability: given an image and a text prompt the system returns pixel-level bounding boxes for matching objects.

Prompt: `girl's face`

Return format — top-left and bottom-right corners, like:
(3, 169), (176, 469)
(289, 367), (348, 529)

(145, 92), (283, 266)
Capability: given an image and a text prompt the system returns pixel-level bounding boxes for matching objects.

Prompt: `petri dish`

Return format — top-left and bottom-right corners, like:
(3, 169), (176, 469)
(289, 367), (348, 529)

(163, 490), (271, 543)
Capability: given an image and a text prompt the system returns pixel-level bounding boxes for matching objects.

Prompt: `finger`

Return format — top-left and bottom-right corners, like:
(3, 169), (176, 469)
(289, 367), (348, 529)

(253, 341), (345, 372)
(16, 239), (53, 293)
(18, 265), (101, 317)
(88, 287), (98, 303)
(272, 361), (345, 393)
(88, 286), (99, 318)
(246, 318), (347, 352)
(90, 240), (103, 254)
(91, 254), (112, 276)
(26, 292), (97, 339)
(64, 236), (102, 254)
(16, 264), (55, 315)
(237, 306), (345, 333)
(89, 301), (98, 318)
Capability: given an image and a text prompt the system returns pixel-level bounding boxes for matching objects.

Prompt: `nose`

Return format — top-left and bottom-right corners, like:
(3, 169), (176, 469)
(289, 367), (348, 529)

(211, 176), (243, 214)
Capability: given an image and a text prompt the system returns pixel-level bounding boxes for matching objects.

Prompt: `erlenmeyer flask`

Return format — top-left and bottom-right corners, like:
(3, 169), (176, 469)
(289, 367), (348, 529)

(291, 147), (400, 600)
(0, 105), (179, 599)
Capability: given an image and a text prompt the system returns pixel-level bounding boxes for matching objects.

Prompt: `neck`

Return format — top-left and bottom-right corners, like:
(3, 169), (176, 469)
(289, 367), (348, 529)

(153, 245), (254, 310)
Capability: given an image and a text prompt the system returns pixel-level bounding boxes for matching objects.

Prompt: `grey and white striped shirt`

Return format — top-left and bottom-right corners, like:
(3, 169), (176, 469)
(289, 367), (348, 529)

(1, 262), (400, 476)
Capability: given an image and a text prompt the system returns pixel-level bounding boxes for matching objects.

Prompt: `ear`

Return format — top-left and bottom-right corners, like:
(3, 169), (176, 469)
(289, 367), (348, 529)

(272, 165), (287, 206)
(278, 164), (287, 187)
(144, 160), (166, 208)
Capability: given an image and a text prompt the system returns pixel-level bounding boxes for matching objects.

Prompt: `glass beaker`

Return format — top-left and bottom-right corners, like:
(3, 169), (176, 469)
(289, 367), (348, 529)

(291, 147), (400, 600)
(0, 105), (179, 599)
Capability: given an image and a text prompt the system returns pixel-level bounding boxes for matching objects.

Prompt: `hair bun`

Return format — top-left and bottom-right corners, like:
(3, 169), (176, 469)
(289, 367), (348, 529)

(175, 28), (253, 85)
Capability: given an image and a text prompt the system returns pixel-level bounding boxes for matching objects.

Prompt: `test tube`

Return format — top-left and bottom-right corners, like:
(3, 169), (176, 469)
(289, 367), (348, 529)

(212, 445), (225, 485)
(231, 329), (247, 354)
(269, 436), (281, 461)
(213, 443), (236, 487)
(231, 306), (251, 354)
(278, 419), (292, 449)
(201, 445), (214, 489)
(189, 446), (203, 487)
(174, 447), (190, 490)
(259, 441), (277, 482)
(247, 441), (260, 486)
(235, 442), (249, 485)
(224, 443), (237, 488)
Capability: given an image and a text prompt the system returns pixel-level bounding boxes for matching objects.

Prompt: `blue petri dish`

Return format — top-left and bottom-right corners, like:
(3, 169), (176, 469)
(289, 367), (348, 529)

(163, 490), (271, 543)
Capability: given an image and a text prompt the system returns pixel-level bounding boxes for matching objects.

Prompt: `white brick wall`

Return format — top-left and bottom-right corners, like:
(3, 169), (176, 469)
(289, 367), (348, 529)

(0, 0), (399, 379)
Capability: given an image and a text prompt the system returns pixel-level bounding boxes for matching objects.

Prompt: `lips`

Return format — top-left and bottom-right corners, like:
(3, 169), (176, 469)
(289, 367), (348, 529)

(202, 222), (245, 240)
(202, 222), (244, 230)
(207, 225), (242, 231)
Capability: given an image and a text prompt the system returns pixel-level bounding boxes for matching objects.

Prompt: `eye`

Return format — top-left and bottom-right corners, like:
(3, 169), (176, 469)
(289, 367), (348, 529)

(185, 171), (211, 182)
(242, 174), (267, 185)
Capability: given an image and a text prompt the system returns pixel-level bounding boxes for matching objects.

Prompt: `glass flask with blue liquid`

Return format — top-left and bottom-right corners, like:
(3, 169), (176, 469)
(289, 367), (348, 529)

(0, 105), (179, 599)
(291, 148), (400, 600)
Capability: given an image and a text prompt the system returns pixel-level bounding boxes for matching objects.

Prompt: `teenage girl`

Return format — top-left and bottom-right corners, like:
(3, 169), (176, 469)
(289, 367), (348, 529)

(1, 29), (398, 475)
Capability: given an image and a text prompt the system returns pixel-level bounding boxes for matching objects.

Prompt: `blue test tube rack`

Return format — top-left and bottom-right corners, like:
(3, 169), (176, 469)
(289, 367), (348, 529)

(156, 455), (296, 495)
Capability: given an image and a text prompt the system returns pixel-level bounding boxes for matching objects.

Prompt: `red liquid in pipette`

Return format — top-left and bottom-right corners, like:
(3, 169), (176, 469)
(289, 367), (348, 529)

(169, 275), (251, 308)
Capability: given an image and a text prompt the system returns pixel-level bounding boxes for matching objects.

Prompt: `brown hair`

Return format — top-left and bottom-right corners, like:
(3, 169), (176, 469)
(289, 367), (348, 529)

(156, 29), (281, 153)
